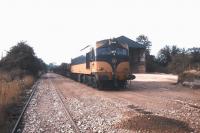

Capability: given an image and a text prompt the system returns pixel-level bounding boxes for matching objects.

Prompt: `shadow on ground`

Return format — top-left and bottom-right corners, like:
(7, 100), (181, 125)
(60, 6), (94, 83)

(100, 81), (177, 92)
(116, 114), (194, 133)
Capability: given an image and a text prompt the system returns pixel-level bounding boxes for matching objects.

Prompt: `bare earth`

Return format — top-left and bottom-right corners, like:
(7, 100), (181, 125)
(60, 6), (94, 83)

(21, 73), (200, 133)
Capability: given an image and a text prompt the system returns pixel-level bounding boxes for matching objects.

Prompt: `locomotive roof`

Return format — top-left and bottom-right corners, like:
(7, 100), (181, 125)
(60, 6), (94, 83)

(96, 36), (146, 49)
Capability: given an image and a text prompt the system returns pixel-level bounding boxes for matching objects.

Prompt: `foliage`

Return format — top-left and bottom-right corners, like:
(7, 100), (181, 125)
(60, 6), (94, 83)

(178, 70), (200, 83)
(47, 63), (57, 72)
(168, 49), (190, 74)
(157, 45), (200, 74)
(52, 63), (70, 76)
(0, 41), (47, 76)
(188, 47), (200, 64)
(136, 35), (152, 55)
(136, 35), (155, 72)
(135, 34), (200, 74)
(0, 72), (34, 132)
(0, 41), (46, 132)
(157, 45), (181, 67)
(145, 55), (158, 72)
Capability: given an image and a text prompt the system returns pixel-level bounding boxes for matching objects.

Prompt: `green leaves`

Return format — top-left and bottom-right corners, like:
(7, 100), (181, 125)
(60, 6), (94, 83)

(0, 41), (46, 76)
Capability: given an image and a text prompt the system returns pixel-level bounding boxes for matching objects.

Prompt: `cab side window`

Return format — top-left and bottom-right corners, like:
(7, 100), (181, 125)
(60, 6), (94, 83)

(90, 49), (95, 61)
(86, 49), (95, 69)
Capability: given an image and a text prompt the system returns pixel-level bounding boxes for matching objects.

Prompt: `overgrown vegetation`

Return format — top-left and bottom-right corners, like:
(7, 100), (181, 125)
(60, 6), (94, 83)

(0, 41), (47, 76)
(49, 63), (70, 76)
(0, 41), (46, 132)
(136, 35), (200, 74)
(178, 70), (200, 83)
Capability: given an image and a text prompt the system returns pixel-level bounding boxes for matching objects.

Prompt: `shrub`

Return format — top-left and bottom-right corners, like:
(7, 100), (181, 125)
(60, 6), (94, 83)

(0, 72), (34, 132)
(0, 41), (46, 76)
(178, 70), (200, 83)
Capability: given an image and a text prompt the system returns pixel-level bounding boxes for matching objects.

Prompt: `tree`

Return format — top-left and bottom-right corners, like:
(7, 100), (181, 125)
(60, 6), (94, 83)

(52, 63), (70, 76)
(0, 41), (46, 76)
(157, 45), (180, 67)
(136, 35), (154, 72)
(188, 47), (200, 63)
(145, 55), (159, 72)
(136, 35), (152, 55)
(168, 49), (190, 74)
(157, 45), (171, 67)
(171, 45), (181, 56)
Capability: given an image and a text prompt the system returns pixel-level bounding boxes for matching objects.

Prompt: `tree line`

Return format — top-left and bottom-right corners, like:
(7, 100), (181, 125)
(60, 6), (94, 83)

(136, 35), (200, 74)
(0, 41), (47, 78)
(49, 63), (70, 76)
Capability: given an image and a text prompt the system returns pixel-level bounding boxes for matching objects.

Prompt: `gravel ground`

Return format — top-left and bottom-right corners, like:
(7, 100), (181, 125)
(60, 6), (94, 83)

(19, 73), (200, 133)
(55, 73), (200, 133)
(20, 75), (75, 133)
(52, 74), (133, 133)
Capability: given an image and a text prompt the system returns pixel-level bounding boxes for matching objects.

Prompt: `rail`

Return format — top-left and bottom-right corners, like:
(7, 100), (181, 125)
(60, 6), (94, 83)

(11, 80), (40, 133)
(50, 79), (80, 133)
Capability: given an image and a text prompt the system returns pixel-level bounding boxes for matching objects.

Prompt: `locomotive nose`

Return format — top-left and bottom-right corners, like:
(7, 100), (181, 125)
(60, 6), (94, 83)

(111, 58), (117, 64)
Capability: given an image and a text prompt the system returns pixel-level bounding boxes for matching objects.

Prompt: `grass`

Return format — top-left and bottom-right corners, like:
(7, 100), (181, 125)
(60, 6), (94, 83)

(0, 71), (34, 132)
(178, 69), (200, 83)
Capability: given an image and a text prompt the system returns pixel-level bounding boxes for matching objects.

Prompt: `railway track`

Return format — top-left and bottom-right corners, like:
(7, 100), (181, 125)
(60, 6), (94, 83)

(11, 80), (40, 133)
(50, 79), (80, 133)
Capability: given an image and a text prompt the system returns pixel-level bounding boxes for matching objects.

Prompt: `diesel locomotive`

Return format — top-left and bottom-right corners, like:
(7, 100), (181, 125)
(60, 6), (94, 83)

(70, 38), (135, 88)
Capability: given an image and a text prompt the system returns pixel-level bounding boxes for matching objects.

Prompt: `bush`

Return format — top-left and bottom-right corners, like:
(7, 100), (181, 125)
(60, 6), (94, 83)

(0, 41), (46, 132)
(178, 70), (200, 83)
(168, 53), (190, 74)
(52, 63), (70, 76)
(0, 72), (35, 132)
(0, 41), (46, 76)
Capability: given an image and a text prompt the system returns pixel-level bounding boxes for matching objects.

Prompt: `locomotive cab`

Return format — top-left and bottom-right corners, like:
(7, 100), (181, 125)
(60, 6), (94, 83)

(93, 39), (133, 87)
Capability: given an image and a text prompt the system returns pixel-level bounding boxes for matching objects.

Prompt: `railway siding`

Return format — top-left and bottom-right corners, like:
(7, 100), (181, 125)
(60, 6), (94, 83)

(19, 75), (75, 133)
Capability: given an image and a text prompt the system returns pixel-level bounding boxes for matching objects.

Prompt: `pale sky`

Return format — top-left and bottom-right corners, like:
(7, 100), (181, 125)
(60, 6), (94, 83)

(0, 0), (200, 64)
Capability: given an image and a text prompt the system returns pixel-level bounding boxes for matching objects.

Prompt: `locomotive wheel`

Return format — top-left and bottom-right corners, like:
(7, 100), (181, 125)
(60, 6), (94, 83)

(91, 76), (102, 89)
(80, 75), (84, 83)
(78, 74), (81, 82)
(85, 75), (92, 86)
(85, 75), (88, 85)
(88, 76), (92, 86)
(91, 76), (97, 88)
(118, 80), (127, 88)
(83, 75), (87, 84)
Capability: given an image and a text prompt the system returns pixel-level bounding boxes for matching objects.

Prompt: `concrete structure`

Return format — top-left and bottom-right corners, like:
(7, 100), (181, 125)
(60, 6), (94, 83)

(112, 36), (146, 73)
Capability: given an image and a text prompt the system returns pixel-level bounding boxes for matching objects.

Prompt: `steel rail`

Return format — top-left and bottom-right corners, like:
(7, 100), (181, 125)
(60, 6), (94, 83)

(50, 79), (80, 133)
(11, 80), (40, 133)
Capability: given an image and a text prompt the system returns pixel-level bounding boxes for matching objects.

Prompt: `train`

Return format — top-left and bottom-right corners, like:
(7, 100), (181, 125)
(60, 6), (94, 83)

(70, 38), (135, 89)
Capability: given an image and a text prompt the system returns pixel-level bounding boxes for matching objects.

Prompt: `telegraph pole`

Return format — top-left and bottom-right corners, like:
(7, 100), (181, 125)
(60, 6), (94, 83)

(1, 51), (3, 60)
(1, 50), (8, 60)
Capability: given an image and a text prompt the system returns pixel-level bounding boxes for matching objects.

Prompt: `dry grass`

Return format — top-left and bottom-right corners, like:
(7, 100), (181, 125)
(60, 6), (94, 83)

(178, 70), (200, 83)
(0, 71), (34, 132)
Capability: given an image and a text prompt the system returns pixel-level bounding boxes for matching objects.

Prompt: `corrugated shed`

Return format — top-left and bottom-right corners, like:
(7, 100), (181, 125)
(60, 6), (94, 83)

(117, 36), (146, 49)
(96, 36), (146, 49)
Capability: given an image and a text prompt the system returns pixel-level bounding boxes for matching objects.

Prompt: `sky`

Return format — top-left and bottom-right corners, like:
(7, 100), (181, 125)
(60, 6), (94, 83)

(0, 0), (200, 64)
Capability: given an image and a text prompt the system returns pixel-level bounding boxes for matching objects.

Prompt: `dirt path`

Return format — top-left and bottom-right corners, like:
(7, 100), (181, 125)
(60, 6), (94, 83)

(21, 73), (200, 133)
(56, 73), (200, 133)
